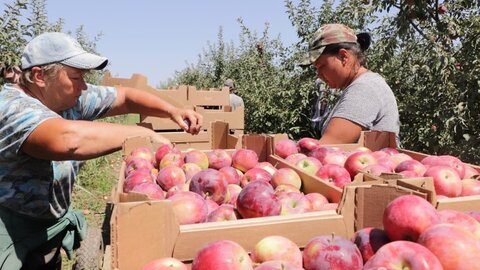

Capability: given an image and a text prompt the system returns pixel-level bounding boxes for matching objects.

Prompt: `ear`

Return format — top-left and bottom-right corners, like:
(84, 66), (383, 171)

(30, 66), (47, 87)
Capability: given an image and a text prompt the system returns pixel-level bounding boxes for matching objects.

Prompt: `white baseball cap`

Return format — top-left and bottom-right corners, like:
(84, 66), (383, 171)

(21, 32), (108, 70)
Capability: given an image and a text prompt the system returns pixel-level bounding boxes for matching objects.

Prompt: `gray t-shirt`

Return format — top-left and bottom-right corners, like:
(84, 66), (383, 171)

(321, 71), (400, 141)
(229, 93), (244, 111)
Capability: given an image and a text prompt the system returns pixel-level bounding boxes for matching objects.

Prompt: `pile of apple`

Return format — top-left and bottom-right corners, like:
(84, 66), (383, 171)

(276, 137), (480, 197)
(123, 144), (338, 225)
(141, 195), (480, 270)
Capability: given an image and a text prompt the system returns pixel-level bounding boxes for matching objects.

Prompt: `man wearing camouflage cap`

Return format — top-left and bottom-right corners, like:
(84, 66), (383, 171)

(225, 79), (244, 111)
(301, 23), (400, 144)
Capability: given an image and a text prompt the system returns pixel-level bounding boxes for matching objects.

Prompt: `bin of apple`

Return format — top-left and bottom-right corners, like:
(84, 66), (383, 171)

(275, 137), (480, 197)
(142, 194), (480, 270)
(123, 144), (338, 225)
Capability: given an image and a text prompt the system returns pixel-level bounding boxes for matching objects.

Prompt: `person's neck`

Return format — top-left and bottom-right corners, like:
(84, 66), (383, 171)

(342, 66), (368, 89)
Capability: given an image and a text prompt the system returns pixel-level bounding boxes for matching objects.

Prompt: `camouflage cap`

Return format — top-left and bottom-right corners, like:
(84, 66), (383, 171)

(299, 24), (357, 67)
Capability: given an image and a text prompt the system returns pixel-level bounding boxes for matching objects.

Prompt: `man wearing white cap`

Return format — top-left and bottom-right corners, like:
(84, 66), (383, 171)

(0, 32), (203, 269)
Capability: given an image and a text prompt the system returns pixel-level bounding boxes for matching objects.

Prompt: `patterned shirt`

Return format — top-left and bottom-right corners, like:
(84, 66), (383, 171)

(0, 83), (116, 219)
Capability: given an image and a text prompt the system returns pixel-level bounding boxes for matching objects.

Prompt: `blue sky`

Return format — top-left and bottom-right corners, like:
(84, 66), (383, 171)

(33, 0), (323, 85)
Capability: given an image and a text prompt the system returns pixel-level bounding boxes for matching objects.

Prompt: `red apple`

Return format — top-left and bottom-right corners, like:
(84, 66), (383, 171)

(207, 149), (233, 170)
(277, 192), (312, 215)
(270, 168), (302, 190)
(389, 153), (413, 167)
(224, 184), (242, 206)
(165, 182), (189, 198)
(191, 240), (253, 270)
(463, 165), (480, 180)
(351, 227), (390, 263)
(352, 146), (372, 153)
(304, 193), (329, 211)
(344, 151), (377, 178)
(236, 181), (281, 218)
(399, 170), (420, 178)
(438, 5), (447, 14)
(363, 240), (443, 270)
(125, 157), (155, 178)
(274, 184), (301, 196)
(418, 224), (480, 270)
(126, 146), (156, 167)
(315, 164), (352, 188)
(362, 164), (392, 176)
(219, 166), (242, 185)
(206, 204), (239, 222)
(159, 153), (184, 169)
(395, 159), (427, 177)
(461, 178), (480, 196)
(380, 147), (399, 155)
(155, 143), (181, 167)
(295, 157), (322, 175)
(181, 163), (203, 182)
(383, 195), (439, 242)
(130, 182), (165, 200)
(169, 191), (208, 225)
(437, 209), (480, 240)
(254, 261), (303, 270)
(274, 139), (298, 159)
(297, 137), (320, 154)
(424, 165), (462, 197)
(284, 153), (308, 165)
(422, 155), (465, 179)
(184, 150), (209, 170)
(251, 235), (302, 267)
(156, 165), (187, 191)
(309, 147), (346, 167)
(302, 235), (363, 270)
(124, 170), (155, 192)
(205, 198), (219, 215)
(240, 168), (272, 187)
(142, 257), (188, 270)
(376, 157), (397, 171)
(465, 211), (480, 223)
(371, 150), (389, 160)
(232, 149), (259, 172)
(254, 162), (277, 176)
(189, 169), (228, 204)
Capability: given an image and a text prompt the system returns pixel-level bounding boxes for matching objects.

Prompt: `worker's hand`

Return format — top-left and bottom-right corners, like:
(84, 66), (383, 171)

(170, 108), (203, 135)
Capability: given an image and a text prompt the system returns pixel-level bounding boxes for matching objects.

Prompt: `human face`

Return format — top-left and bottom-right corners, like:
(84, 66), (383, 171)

(314, 51), (350, 89)
(44, 66), (88, 112)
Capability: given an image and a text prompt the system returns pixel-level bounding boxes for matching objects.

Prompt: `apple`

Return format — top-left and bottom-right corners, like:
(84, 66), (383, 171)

(363, 240), (443, 270)
(421, 155), (465, 178)
(169, 191), (208, 225)
(437, 5), (447, 14)
(317, 203), (338, 211)
(295, 157), (322, 175)
(191, 240), (253, 270)
(352, 146), (372, 153)
(274, 184), (301, 196)
(463, 165), (480, 180)
(304, 193), (329, 211)
(302, 235), (363, 270)
(361, 164), (392, 176)
(399, 170), (420, 178)
(232, 149), (259, 172)
(371, 150), (389, 160)
(224, 184), (243, 206)
(383, 195), (439, 242)
(219, 166), (242, 185)
(380, 147), (399, 155)
(184, 150), (209, 170)
(205, 198), (220, 215)
(189, 169), (228, 204)
(142, 257), (188, 270)
(125, 157), (155, 178)
(309, 147), (346, 167)
(284, 153), (308, 165)
(206, 204), (239, 222)
(297, 137), (320, 154)
(254, 162), (277, 176)
(395, 159), (427, 177)
(465, 211), (480, 223)
(159, 153), (184, 169)
(181, 163), (203, 182)
(155, 143), (181, 167)
(251, 235), (302, 267)
(351, 227), (390, 263)
(126, 146), (156, 166)
(207, 149), (233, 170)
(270, 168), (302, 190)
(123, 170), (155, 192)
(437, 209), (480, 240)
(156, 165), (187, 191)
(389, 153), (413, 167)
(461, 178), (480, 196)
(253, 261), (303, 270)
(344, 151), (377, 178)
(240, 168), (272, 187)
(424, 165), (462, 197)
(165, 182), (190, 198)
(376, 157), (397, 171)
(274, 139), (298, 159)
(130, 182), (165, 200)
(418, 224), (480, 270)
(236, 181), (281, 218)
(277, 192), (312, 215)
(315, 164), (351, 188)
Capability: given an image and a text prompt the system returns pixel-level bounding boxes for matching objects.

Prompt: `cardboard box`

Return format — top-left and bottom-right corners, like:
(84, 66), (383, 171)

(110, 135), (350, 270)
(187, 85), (230, 106)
